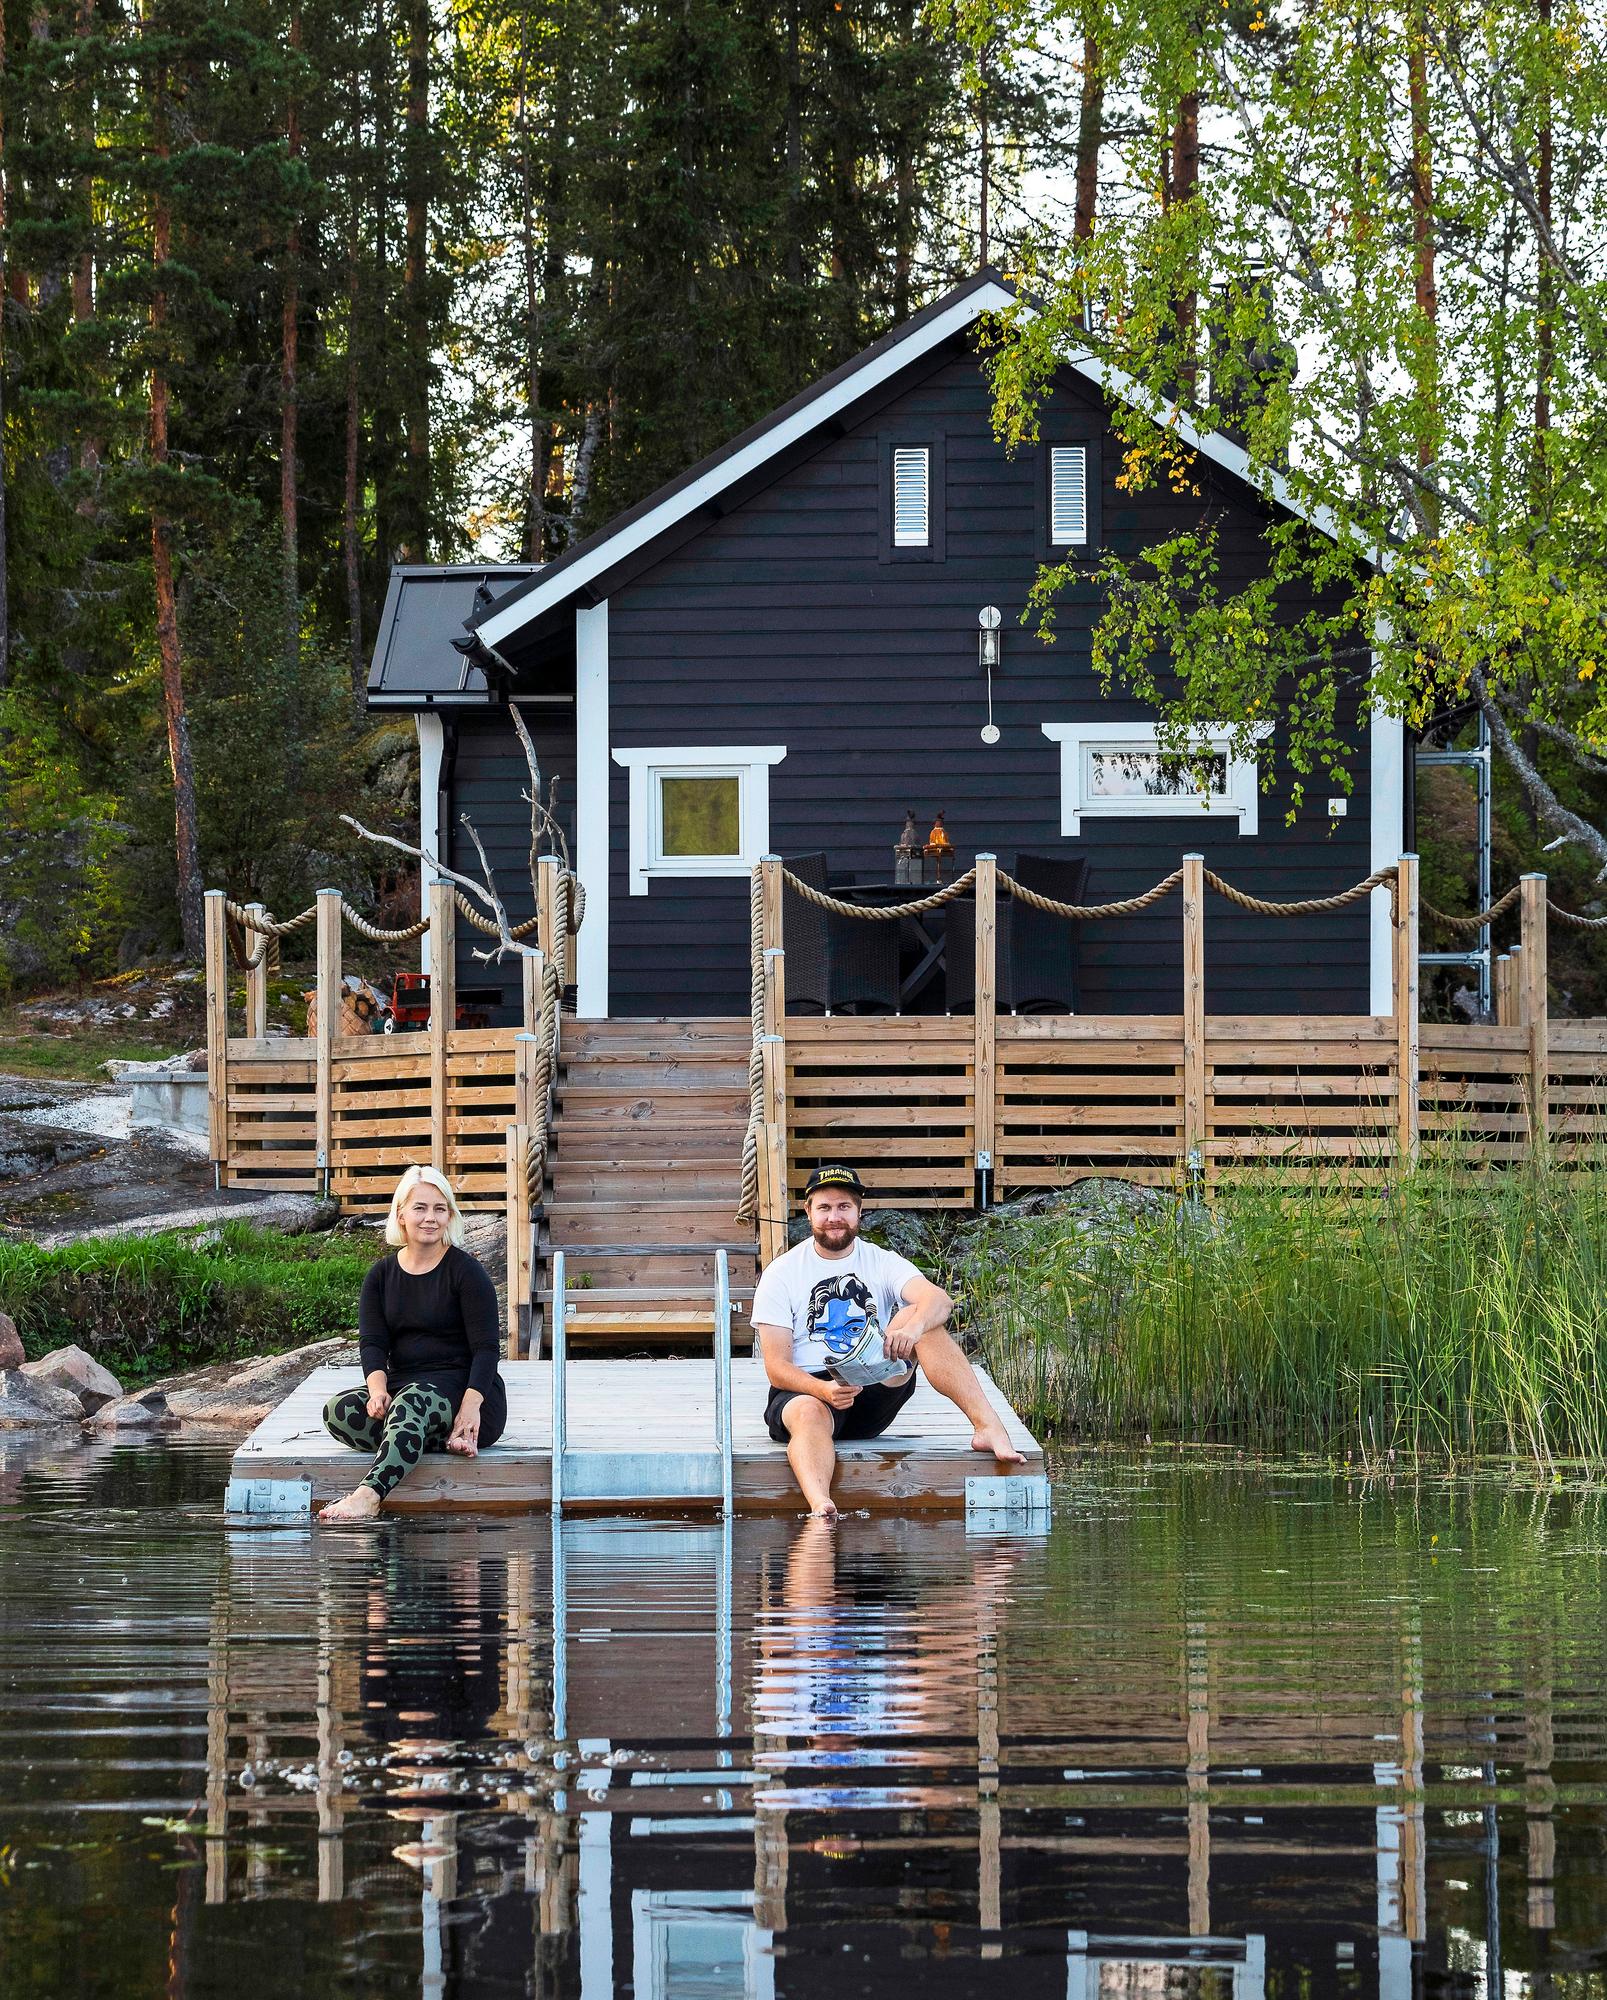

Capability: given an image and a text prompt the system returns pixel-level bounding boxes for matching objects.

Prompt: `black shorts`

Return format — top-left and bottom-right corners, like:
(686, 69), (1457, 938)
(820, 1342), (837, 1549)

(764, 1369), (919, 1444)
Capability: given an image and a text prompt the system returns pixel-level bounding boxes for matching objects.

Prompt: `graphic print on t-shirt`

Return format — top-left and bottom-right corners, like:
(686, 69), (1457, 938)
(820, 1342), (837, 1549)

(808, 1273), (880, 1362)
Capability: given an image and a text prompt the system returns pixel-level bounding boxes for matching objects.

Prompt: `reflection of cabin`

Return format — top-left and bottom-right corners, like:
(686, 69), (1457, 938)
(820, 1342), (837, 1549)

(188, 1518), (1497, 1998)
(369, 270), (1405, 1026)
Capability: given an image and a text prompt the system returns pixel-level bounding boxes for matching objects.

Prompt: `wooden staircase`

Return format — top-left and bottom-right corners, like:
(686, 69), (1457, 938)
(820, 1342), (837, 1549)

(539, 1018), (759, 1349)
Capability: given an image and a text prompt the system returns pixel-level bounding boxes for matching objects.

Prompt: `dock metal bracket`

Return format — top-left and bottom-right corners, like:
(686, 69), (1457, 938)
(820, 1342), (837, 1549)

(224, 1475), (313, 1521)
(965, 1474), (1052, 1529)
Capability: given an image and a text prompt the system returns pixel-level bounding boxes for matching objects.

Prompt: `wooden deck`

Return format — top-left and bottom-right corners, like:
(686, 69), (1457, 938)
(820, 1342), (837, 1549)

(228, 1360), (1043, 1513)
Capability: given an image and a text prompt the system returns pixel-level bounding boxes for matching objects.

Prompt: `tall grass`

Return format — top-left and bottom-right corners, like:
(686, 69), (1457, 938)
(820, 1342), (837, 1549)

(0, 1223), (382, 1383)
(964, 1161), (1607, 1463)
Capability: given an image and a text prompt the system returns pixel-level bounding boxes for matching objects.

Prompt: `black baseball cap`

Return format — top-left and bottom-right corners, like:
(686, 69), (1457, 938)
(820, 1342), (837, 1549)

(802, 1165), (866, 1203)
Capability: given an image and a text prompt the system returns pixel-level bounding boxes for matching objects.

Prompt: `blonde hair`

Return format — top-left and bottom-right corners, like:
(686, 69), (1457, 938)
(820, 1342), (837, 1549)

(385, 1164), (467, 1249)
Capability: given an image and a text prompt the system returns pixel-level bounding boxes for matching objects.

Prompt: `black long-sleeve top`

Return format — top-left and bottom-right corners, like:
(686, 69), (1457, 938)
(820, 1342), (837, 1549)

(357, 1246), (505, 1424)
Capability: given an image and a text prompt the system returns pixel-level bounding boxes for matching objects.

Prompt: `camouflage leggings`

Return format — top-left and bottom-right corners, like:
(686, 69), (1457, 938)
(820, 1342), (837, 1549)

(322, 1382), (455, 1500)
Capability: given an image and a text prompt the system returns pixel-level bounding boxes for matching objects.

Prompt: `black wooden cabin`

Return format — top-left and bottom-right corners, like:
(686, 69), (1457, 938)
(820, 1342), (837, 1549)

(366, 272), (1406, 1024)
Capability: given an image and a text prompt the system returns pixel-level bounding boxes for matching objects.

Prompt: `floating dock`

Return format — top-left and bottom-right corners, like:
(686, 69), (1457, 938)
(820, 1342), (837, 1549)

(227, 1358), (1043, 1514)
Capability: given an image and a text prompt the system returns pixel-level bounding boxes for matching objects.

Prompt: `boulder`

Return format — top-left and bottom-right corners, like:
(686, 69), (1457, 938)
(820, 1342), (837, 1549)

(21, 1344), (123, 1414)
(0, 1369), (87, 1428)
(161, 1336), (361, 1431)
(87, 1386), (177, 1431)
(0, 1313), (23, 1373)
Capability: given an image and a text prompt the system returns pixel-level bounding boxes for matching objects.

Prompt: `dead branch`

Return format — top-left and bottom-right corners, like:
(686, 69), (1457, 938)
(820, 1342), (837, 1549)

(338, 811), (539, 961)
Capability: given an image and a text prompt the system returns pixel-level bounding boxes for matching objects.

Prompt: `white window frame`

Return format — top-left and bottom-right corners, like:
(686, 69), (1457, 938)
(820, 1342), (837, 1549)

(1040, 720), (1270, 835)
(612, 745), (786, 895)
(1049, 444), (1088, 546)
(891, 445), (929, 546)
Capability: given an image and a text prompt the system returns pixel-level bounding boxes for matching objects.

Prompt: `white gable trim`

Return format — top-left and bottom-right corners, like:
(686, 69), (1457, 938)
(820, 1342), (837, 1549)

(575, 601), (610, 1019)
(476, 281), (1018, 649)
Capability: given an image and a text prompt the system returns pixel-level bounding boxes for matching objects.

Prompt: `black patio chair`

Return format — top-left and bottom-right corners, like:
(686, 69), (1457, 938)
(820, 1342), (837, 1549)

(943, 853), (1089, 1013)
(780, 851), (831, 1014)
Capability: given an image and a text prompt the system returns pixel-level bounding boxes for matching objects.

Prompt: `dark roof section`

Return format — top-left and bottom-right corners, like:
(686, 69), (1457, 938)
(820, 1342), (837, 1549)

(367, 564), (542, 706)
(469, 269), (1016, 645)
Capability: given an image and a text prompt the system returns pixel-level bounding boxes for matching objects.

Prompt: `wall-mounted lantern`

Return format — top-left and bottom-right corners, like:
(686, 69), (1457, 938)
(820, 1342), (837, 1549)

(979, 605), (1002, 744)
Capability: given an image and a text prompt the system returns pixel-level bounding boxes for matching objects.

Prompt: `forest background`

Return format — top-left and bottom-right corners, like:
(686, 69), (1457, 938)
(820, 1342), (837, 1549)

(2, 0), (1603, 1011)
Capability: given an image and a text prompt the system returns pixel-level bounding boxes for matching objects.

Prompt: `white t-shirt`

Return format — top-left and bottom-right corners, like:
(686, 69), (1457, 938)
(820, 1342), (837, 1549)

(750, 1236), (923, 1371)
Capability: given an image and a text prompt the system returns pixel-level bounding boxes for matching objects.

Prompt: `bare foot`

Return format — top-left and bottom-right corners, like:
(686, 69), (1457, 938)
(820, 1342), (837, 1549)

(319, 1485), (382, 1523)
(808, 1500), (840, 1522)
(971, 1423), (1026, 1466)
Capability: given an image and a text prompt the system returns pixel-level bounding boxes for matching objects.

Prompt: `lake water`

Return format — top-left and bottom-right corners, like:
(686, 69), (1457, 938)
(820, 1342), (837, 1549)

(2, 1439), (1605, 1998)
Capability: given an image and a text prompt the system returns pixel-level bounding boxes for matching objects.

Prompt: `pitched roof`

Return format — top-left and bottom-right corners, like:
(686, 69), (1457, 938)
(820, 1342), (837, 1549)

(466, 270), (1340, 657)
(368, 564), (542, 705)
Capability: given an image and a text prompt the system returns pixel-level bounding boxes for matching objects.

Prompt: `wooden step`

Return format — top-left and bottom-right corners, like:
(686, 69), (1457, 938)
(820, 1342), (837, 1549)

(566, 1308), (716, 1334)
(558, 1256), (757, 1292)
(556, 1089), (748, 1122)
(559, 1061), (750, 1091)
(554, 1133), (743, 1163)
(547, 1209), (749, 1249)
(550, 1171), (744, 1203)
(538, 1287), (755, 1305)
(562, 1018), (747, 1054)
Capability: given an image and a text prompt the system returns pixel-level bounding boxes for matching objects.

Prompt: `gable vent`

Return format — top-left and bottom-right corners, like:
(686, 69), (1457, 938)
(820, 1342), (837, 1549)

(1050, 445), (1088, 545)
(892, 447), (929, 546)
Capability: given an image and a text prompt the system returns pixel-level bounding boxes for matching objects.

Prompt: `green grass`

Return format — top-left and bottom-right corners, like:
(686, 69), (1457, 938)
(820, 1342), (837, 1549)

(0, 1223), (385, 1383)
(964, 1160), (1607, 1465)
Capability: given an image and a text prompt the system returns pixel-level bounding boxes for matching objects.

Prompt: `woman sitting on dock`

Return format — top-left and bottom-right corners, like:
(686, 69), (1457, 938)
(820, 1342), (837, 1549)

(318, 1165), (507, 1523)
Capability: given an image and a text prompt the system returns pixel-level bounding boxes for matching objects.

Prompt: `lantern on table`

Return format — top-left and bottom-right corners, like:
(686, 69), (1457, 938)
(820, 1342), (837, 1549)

(894, 809), (922, 886)
(925, 811), (953, 884)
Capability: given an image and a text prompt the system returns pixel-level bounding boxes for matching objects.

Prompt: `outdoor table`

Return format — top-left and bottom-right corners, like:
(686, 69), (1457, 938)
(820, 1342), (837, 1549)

(833, 880), (965, 1008)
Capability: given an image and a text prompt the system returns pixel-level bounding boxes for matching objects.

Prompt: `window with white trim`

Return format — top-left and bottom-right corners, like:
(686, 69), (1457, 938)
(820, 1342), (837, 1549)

(1041, 721), (1269, 835)
(612, 746), (786, 894)
(1049, 445), (1088, 545)
(891, 447), (929, 546)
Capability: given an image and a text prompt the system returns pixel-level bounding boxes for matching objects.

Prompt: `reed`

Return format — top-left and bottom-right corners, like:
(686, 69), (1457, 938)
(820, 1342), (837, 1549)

(965, 1159), (1607, 1464)
(0, 1223), (382, 1382)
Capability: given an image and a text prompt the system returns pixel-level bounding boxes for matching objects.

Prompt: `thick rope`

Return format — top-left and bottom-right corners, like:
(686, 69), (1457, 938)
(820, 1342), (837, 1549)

(224, 899), (316, 937)
(780, 866), (979, 917)
(456, 893), (541, 939)
(736, 868), (766, 1225)
(1203, 864), (1398, 917)
(1548, 901), (1607, 930)
(1419, 885), (1522, 933)
(997, 867), (1186, 920)
(342, 906), (429, 942)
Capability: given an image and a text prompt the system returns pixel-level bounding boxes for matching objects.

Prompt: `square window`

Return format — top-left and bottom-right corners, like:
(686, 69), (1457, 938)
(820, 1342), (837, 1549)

(613, 745), (787, 893)
(659, 774), (741, 858)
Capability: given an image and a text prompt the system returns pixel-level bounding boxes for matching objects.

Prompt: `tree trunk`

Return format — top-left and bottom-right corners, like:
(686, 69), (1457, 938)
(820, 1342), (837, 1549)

(1170, 89), (1199, 392)
(344, 197), (364, 697)
(1073, 32), (1102, 244)
(401, 0), (429, 561)
(1534, 0), (1553, 468)
(281, 0), (301, 671)
(516, 8), (540, 562)
(370, 0), (392, 570)
(75, 0), (100, 496)
(1406, 2), (1439, 509)
(148, 33), (204, 960)
(568, 403), (603, 540)
(0, 0), (9, 686)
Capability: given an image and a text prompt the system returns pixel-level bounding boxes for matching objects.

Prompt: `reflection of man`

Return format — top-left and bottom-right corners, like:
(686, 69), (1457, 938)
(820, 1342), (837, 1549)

(752, 1166), (1024, 1520)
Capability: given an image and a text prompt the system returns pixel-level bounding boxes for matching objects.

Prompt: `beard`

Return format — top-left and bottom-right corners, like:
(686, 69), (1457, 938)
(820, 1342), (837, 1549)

(810, 1213), (860, 1251)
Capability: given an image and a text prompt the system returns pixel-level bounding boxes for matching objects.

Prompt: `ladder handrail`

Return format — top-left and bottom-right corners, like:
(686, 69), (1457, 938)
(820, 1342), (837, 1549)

(550, 1249), (567, 1514)
(714, 1248), (734, 1518)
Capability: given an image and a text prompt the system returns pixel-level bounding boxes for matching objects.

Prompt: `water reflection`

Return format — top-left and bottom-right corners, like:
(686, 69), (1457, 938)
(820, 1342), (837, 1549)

(4, 1437), (1607, 1996)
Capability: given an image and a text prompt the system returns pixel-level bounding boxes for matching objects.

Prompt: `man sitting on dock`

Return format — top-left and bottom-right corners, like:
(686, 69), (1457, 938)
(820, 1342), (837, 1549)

(752, 1166), (1025, 1519)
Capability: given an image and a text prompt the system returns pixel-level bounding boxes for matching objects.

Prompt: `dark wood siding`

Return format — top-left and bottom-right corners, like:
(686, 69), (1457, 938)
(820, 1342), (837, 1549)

(600, 348), (1380, 1019)
(446, 710), (576, 1021)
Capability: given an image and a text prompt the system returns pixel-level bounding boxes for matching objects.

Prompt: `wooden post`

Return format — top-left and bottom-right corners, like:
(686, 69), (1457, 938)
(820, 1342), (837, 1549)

(204, 890), (229, 1186)
(1393, 853), (1420, 1164)
(760, 1033), (788, 1268)
(506, 1123), (531, 1356)
(428, 878), (454, 1175)
(1493, 952), (1512, 1028)
(760, 853), (784, 954)
(1181, 854), (1206, 1179)
(1506, 946), (1523, 1029)
(515, 1026), (542, 1136)
(536, 853), (560, 974)
(314, 889), (341, 1198)
(762, 948), (785, 1038)
(1521, 872), (1549, 1149)
(243, 902), (269, 1039)
(521, 948), (542, 1035)
(974, 854), (997, 1203)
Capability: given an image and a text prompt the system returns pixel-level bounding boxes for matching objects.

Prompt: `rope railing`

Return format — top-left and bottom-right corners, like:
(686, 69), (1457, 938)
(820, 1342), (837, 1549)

(1202, 864), (1398, 918)
(1420, 885), (1523, 933)
(779, 865), (979, 918)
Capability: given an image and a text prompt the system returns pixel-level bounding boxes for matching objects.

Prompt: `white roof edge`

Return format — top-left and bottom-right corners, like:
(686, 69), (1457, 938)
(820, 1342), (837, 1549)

(476, 279), (1018, 648)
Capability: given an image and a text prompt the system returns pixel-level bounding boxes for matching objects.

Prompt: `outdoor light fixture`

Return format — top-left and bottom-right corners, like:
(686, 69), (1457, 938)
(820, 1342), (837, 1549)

(978, 606), (1002, 744)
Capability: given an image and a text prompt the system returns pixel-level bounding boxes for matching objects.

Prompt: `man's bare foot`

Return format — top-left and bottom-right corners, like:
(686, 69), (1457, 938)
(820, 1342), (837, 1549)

(808, 1500), (840, 1522)
(319, 1485), (382, 1523)
(971, 1422), (1026, 1465)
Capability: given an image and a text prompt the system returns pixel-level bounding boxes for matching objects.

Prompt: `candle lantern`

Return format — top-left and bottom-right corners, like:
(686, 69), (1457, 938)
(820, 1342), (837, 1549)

(894, 809), (921, 886)
(925, 811), (953, 884)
